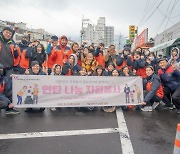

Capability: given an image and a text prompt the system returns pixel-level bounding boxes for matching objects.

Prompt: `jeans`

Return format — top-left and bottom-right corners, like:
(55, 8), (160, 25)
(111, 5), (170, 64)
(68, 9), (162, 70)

(17, 95), (22, 105)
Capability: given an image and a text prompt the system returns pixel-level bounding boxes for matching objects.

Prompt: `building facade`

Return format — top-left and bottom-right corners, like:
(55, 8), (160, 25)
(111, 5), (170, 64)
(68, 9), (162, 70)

(104, 26), (114, 47)
(150, 22), (180, 56)
(0, 19), (52, 43)
(82, 17), (114, 47)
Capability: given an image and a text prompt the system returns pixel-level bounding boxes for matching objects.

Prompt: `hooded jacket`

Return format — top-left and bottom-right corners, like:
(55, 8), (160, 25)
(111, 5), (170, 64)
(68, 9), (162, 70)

(168, 47), (180, 64)
(61, 54), (80, 76)
(57, 35), (70, 63)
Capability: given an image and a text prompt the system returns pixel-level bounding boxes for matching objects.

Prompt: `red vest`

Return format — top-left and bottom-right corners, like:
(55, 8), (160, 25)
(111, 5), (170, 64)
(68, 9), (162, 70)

(0, 81), (5, 93)
(95, 53), (105, 68)
(158, 65), (174, 75)
(146, 82), (164, 98)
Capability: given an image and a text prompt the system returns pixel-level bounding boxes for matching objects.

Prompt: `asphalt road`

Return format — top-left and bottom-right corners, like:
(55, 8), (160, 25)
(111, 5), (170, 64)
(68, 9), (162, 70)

(0, 107), (179, 154)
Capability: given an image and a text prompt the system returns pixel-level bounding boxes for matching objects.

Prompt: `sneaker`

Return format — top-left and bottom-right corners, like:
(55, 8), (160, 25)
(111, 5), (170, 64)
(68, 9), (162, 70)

(152, 102), (160, 110)
(121, 106), (128, 111)
(165, 105), (174, 110)
(39, 108), (45, 112)
(5, 108), (20, 115)
(134, 105), (141, 111)
(168, 105), (174, 110)
(160, 104), (174, 110)
(87, 107), (95, 111)
(141, 106), (153, 112)
(102, 106), (116, 112)
(177, 109), (180, 114)
(50, 107), (56, 111)
(25, 108), (33, 112)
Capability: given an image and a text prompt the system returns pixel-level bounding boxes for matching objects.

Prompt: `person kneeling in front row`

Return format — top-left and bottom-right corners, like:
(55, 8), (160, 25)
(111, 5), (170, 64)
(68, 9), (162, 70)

(0, 64), (19, 114)
(24, 61), (46, 112)
(141, 66), (164, 112)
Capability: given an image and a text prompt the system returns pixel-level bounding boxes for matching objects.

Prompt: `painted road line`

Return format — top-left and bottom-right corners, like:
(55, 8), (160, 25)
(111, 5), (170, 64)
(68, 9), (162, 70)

(0, 128), (119, 140)
(116, 108), (134, 154)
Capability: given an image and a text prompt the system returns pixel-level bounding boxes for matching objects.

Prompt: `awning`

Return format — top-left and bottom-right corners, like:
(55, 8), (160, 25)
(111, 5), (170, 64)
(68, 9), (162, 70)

(149, 38), (178, 52)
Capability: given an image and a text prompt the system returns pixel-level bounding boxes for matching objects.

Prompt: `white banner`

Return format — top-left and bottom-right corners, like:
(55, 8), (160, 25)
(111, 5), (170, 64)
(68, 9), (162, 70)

(12, 75), (143, 108)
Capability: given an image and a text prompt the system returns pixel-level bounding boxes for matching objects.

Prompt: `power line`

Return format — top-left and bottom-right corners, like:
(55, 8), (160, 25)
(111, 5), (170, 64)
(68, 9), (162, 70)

(139, 0), (164, 27)
(138, 0), (150, 26)
(149, 0), (173, 37)
(62, 0), (83, 16)
(56, 0), (82, 18)
(164, 0), (179, 30)
(138, 0), (160, 26)
(27, 1), (78, 34)
(157, 7), (175, 24)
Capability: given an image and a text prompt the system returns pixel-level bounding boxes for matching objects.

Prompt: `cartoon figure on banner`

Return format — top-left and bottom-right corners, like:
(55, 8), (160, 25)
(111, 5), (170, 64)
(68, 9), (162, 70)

(134, 84), (142, 103)
(17, 86), (27, 105)
(124, 84), (130, 103)
(24, 86), (33, 104)
(33, 84), (39, 104)
(129, 89), (135, 103)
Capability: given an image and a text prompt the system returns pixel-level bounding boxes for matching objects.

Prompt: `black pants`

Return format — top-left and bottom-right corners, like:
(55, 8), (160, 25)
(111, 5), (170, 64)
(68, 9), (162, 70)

(144, 90), (161, 106)
(172, 87), (180, 109)
(0, 93), (11, 109)
(4, 67), (13, 77)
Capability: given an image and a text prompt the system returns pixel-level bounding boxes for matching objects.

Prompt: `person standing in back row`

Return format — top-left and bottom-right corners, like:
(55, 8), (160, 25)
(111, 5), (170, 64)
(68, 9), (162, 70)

(0, 27), (21, 77)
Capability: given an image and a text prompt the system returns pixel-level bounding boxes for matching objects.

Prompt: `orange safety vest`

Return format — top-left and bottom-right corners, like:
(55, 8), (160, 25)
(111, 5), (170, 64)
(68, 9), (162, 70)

(10, 44), (21, 66)
(19, 50), (29, 69)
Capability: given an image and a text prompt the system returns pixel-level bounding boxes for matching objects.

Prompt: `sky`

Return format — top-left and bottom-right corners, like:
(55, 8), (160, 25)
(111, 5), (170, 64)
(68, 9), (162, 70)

(0, 0), (180, 40)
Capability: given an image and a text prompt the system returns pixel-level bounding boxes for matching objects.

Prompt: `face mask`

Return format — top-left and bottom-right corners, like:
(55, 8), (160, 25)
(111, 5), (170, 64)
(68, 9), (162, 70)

(0, 70), (4, 76)
(22, 40), (27, 45)
(149, 56), (154, 61)
(89, 49), (94, 52)
(145, 52), (149, 56)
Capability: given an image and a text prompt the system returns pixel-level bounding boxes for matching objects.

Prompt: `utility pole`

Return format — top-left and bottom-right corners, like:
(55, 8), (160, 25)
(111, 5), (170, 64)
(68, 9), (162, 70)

(80, 15), (90, 45)
(118, 33), (122, 50)
(80, 15), (84, 45)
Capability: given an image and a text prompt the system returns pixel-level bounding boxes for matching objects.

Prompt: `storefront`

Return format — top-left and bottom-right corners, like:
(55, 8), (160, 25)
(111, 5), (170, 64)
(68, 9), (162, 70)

(149, 22), (180, 57)
(149, 37), (180, 57)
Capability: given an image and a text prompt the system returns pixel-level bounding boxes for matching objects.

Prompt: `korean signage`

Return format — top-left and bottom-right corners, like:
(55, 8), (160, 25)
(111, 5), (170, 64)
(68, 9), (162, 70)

(13, 75), (143, 108)
(129, 25), (136, 43)
(154, 22), (180, 46)
(135, 28), (148, 48)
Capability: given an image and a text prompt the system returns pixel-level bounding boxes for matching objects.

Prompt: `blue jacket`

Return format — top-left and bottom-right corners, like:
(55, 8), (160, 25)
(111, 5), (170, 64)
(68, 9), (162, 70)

(158, 65), (180, 91)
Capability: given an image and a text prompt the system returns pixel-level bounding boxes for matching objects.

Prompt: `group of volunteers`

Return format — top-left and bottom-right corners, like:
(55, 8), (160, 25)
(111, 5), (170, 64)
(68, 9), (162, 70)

(0, 26), (179, 115)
